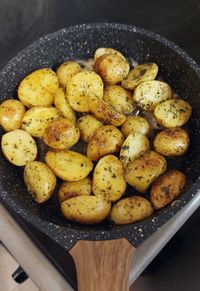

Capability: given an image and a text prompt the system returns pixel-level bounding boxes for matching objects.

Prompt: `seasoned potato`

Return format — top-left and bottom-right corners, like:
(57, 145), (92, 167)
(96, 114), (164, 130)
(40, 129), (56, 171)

(18, 68), (59, 107)
(120, 133), (150, 166)
(43, 118), (80, 149)
(95, 53), (130, 85)
(0, 99), (25, 131)
(103, 85), (135, 114)
(154, 99), (192, 128)
(121, 116), (150, 137)
(45, 150), (93, 181)
(1, 129), (37, 166)
(24, 161), (56, 203)
(21, 106), (62, 138)
(150, 170), (186, 209)
(56, 61), (81, 89)
(89, 94), (126, 126)
(61, 195), (111, 224)
(110, 196), (153, 225)
(122, 63), (158, 90)
(94, 47), (126, 61)
(87, 125), (124, 161)
(54, 88), (76, 122)
(77, 114), (103, 142)
(58, 177), (92, 203)
(154, 128), (189, 156)
(133, 80), (172, 111)
(92, 155), (126, 202)
(67, 71), (104, 112)
(125, 151), (167, 193)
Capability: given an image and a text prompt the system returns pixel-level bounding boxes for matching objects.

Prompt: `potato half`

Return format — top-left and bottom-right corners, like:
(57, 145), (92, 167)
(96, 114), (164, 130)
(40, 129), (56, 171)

(121, 116), (150, 137)
(77, 114), (103, 142)
(54, 88), (76, 122)
(56, 61), (81, 89)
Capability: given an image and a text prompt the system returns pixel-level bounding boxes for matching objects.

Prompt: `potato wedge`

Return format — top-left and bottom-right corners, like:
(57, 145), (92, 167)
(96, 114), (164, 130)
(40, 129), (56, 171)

(150, 170), (186, 209)
(77, 114), (103, 142)
(56, 61), (81, 89)
(121, 116), (150, 137)
(45, 150), (93, 181)
(24, 161), (56, 203)
(87, 125), (124, 161)
(125, 151), (167, 193)
(92, 155), (126, 202)
(54, 88), (76, 122)
(94, 47), (126, 61)
(110, 196), (153, 224)
(1, 129), (37, 166)
(61, 195), (111, 224)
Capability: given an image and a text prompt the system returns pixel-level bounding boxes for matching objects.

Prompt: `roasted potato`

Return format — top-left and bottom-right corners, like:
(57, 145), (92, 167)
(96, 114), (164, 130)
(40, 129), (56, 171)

(121, 116), (150, 137)
(133, 80), (172, 111)
(61, 195), (111, 224)
(24, 161), (56, 203)
(92, 155), (126, 202)
(43, 118), (80, 149)
(150, 170), (186, 209)
(95, 53), (130, 85)
(110, 196), (154, 225)
(125, 151), (167, 193)
(45, 150), (93, 181)
(56, 61), (81, 89)
(67, 71), (104, 112)
(94, 47), (126, 61)
(54, 88), (76, 122)
(18, 68), (59, 107)
(87, 125), (124, 161)
(154, 99), (192, 128)
(77, 114), (103, 142)
(0, 99), (25, 131)
(154, 128), (189, 156)
(1, 129), (37, 166)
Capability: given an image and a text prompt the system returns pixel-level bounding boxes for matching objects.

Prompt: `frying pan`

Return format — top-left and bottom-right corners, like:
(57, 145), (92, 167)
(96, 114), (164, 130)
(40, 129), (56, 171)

(1, 23), (200, 291)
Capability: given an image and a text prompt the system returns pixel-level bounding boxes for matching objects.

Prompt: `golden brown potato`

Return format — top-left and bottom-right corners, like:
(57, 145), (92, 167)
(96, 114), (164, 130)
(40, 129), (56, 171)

(95, 53), (130, 85)
(154, 128), (189, 156)
(121, 116), (150, 137)
(94, 47), (126, 61)
(24, 161), (56, 203)
(154, 99), (192, 128)
(56, 61), (81, 89)
(61, 195), (111, 224)
(92, 155), (126, 202)
(45, 150), (93, 181)
(125, 151), (167, 193)
(43, 118), (80, 149)
(87, 125), (124, 161)
(0, 99), (25, 132)
(77, 114), (103, 142)
(133, 80), (172, 111)
(150, 170), (186, 209)
(110, 196), (154, 224)
(54, 88), (76, 122)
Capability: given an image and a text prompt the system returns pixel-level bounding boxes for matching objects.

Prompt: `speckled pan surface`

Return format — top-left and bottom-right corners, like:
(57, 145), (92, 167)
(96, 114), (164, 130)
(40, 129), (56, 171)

(1, 23), (200, 250)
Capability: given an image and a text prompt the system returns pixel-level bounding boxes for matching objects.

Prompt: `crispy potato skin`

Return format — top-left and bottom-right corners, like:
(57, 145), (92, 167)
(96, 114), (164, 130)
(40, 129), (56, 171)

(94, 48), (126, 61)
(54, 88), (76, 122)
(77, 114), (103, 142)
(121, 116), (150, 137)
(150, 170), (186, 209)
(56, 61), (81, 89)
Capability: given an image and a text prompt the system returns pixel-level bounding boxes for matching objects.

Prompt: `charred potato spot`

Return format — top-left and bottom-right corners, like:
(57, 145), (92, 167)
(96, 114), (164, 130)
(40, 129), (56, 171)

(56, 61), (81, 89)
(77, 114), (103, 142)
(121, 116), (151, 137)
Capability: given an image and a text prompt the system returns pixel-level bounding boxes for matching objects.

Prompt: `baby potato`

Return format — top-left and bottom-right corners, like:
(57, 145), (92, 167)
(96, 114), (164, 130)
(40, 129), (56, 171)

(67, 71), (104, 112)
(94, 47), (126, 61)
(77, 114), (103, 142)
(54, 88), (76, 122)
(87, 125), (124, 161)
(103, 85), (135, 114)
(43, 118), (80, 149)
(61, 195), (111, 224)
(154, 99), (192, 128)
(110, 196), (154, 225)
(56, 61), (81, 89)
(21, 106), (62, 138)
(154, 128), (189, 156)
(1, 129), (37, 166)
(0, 99), (25, 131)
(58, 177), (92, 203)
(45, 150), (93, 181)
(150, 170), (186, 209)
(125, 151), (167, 193)
(133, 80), (172, 111)
(121, 116), (150, 137)
(122, 63), (158, 90)
(95, 53), (130, 85)
(92, 155), (126, 202)
(18, 68), (59, 107)
(120, 132), (150, 167)
(24, 161), (56, 203)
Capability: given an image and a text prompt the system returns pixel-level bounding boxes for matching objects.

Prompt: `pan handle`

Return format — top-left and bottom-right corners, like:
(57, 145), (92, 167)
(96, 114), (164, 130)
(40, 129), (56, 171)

(70, 238), (135, 291)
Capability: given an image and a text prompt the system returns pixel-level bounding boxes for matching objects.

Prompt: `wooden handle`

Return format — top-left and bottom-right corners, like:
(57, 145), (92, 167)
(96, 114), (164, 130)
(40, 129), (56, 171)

(70, 238), (135, 291)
